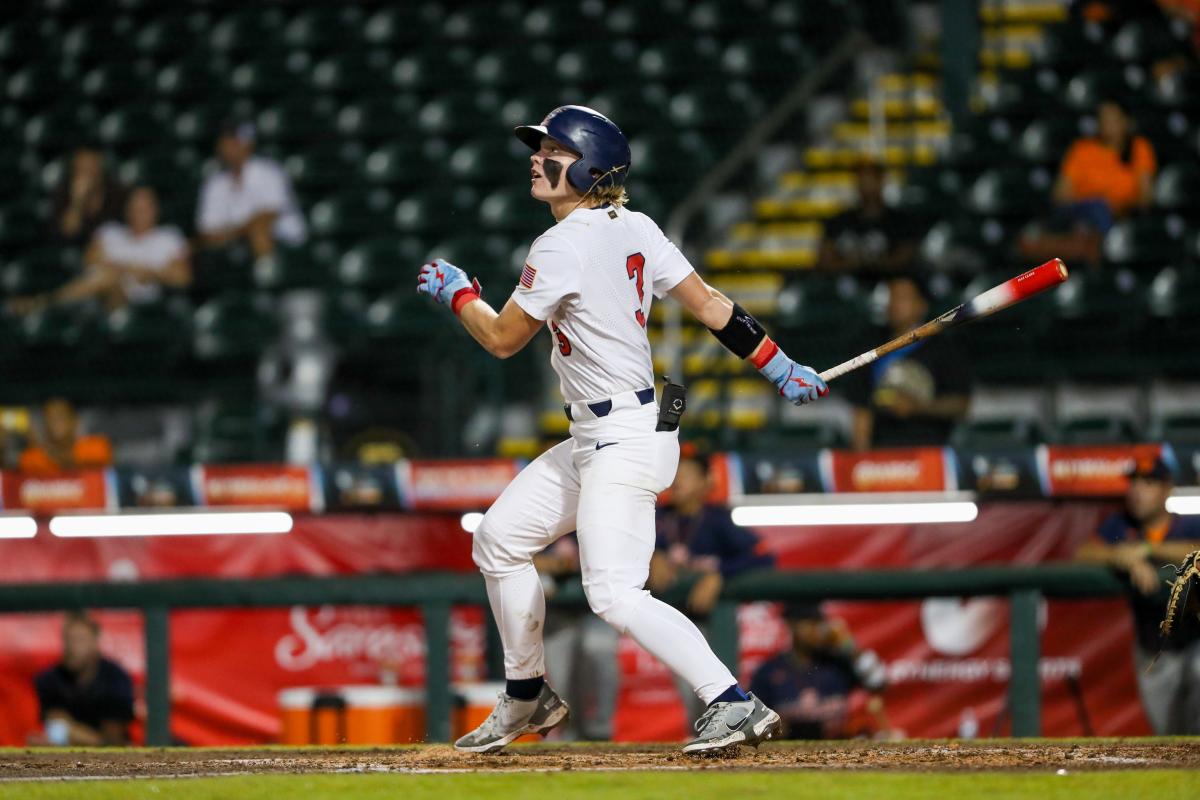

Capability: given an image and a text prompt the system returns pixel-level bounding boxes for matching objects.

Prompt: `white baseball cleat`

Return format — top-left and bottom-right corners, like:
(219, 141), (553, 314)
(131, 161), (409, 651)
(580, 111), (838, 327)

(453, 684), (570, 754)
(681, 692), (782, 755)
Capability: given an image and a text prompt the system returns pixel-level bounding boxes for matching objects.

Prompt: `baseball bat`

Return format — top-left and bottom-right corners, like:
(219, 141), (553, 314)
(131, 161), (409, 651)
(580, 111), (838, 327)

(818, 258), (1069, 383)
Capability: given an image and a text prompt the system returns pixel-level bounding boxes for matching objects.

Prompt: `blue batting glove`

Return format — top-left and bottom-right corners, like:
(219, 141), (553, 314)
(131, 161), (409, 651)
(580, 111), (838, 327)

(417, 258), (472, 309)
(757, 345), (828, 406)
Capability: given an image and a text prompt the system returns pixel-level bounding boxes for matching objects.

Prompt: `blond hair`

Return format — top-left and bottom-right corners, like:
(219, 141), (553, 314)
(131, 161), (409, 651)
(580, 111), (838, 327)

(588, 184), (629, 208)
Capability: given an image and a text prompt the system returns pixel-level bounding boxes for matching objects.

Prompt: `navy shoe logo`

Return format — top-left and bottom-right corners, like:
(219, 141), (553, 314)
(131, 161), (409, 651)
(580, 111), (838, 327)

(595, 441), (619, 450)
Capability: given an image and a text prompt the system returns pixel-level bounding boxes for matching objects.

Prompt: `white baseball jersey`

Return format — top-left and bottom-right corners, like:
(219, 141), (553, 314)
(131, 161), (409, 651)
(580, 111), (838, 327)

(509, 206), (695, 404)
(94, 222), (187, 304)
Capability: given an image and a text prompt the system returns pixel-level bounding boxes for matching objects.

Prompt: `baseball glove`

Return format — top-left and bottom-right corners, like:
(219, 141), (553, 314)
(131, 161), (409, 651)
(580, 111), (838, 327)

(1160, 550), (1200, 648)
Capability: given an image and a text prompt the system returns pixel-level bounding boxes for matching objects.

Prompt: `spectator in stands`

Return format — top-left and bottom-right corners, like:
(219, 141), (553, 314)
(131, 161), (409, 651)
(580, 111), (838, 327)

(1075, 456), (1200, 734)
(538, 534), (620, 741)
(19, 398), (113, 475)
(818, 159), (920, 277)
(750, 603), (893, 739)
(1021, 98), (1157, 268)
(8, 186), (190, 315)
(650, 446), (774, 722)
(847, 276), (969, 450)
(195, 120), (307, 259)
(30, 612), (134, 746)
(52, 145), (125, 248)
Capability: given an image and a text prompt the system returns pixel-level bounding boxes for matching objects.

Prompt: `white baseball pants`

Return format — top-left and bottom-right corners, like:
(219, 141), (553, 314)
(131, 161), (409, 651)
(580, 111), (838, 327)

(472, 393), (737, 705)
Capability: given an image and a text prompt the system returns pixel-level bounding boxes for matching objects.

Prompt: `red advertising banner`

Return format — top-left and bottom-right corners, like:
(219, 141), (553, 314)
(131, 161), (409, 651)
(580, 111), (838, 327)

(820, 447), (953, 493)
(1037, 444), (1166, 497)
(399, 459), (522, 511)
(0, 469), (114, 512)
(197, 465), (318, 512)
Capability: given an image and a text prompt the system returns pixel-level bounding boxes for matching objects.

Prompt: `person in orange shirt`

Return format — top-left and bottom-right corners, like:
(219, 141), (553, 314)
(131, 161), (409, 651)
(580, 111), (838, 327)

(1075, 456), (1200, 734)
(1053, 98), (1157, 229)
(19, 398), (113, 475)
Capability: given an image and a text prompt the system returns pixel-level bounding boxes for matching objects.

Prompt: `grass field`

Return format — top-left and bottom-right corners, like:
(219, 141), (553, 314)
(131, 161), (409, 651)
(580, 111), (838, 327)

(1, 740), (1196, 799)
(2, 770), (1195, 800)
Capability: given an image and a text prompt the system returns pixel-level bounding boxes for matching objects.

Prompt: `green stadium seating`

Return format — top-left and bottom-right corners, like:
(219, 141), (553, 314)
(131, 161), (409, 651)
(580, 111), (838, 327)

(257, 99), (336, 145)
(283, 143), (359, 197)
(1104, 217), (1187, 269)
(192, 293), (278, 362)
(775, 276), (869, 370)
(1111, 18), (1186, 64)
(311, 53), (388, 95)
(282, 7), (365, 52)
(0, 206), (42, 249)
(337, 96), (422, 144)
(637, 40), (722, 83)
(229, 57), (298, 97)
(1154, 163), (1200, 213)
(958, 271), (1053, 383)
(252, 248), (332, 291)
(155, 58), (227, 100)
(134, 15), (195, 56)
(448, 139), (524, 185)
(478, 187), (542, 233)
(472, 48), (552, 89)
(6, 65), (67, 107)
(361, 141), (428, 187)
(80, 62), (147, 101)
(191, 399), (286, 463)
(1031, 24), (1106, 69)
(976, 70), (1061, 119)
(363, 290), (440, 341)
(98, 107), (168, 149)
(363, 6), (439, 46)
(1045, 270), (1142, 380)
(966, 166), (1051, 217)
(102, 299), (191, 367)
(1062, 67), (1142, 113)
(394, 189), (478, 237)
(1154, 69), (1200, 109)
(1015, 118), (1078, 166)
(553, 43), (636, 89)
(337, 237), (425, 290)
(1144, 266), (1200, 376)
(309, 190), (393, 239)
(952, 417), (1047, 449)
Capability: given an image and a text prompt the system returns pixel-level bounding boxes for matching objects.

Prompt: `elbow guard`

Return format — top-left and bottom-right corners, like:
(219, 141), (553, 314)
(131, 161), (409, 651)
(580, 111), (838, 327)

(708, 303), (768, 359)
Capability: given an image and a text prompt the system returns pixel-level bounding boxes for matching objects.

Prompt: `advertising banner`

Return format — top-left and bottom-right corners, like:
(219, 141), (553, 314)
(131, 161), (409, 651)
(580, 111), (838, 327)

(1037, 444), (1168, 497)
(196, 465), (320, 512)
(0, 469), (114, 513)
(398, 459), (522, 511)
(820, 447), (955, 493)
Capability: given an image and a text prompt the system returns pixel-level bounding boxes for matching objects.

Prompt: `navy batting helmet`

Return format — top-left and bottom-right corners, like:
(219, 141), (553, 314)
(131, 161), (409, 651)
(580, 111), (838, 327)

(514, 105), (631, 193)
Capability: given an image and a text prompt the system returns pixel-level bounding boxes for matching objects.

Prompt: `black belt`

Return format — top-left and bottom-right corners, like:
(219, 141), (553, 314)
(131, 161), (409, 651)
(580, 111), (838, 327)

(564, 387), (655, 421)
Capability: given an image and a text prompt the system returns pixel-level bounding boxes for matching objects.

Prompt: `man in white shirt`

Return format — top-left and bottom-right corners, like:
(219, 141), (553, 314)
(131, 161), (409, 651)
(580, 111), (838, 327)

(195, 120), (306, 258)
(8, 186), (190, 314)
(418, 106), (828, 755)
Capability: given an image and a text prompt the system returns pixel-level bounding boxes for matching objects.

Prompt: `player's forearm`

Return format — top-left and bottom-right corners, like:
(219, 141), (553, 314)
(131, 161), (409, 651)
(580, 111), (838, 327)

(1074, 541), (1125, 568)
(919, 395), (969, 420)
(458, 299), (519, 358)
(1151, 541), (1200, 563)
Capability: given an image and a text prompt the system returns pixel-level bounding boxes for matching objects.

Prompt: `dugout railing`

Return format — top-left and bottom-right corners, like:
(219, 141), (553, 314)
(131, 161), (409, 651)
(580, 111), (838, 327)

(0, 566), (1125, 745)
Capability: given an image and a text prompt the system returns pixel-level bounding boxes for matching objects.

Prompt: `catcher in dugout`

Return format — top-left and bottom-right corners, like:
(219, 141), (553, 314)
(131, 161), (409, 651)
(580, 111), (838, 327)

(1076, 456), (1200, 734)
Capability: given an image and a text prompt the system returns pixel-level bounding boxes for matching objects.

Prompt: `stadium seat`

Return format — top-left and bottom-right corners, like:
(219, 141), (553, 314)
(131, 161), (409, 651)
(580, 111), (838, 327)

(442, 5), (516, 41)
(975, 69), (1061, 119)
(80, 62), (147, 100)
(958, 270), (1054, 383)
(257, 99), (336, 145)
(1031, 23), (1106, 69)
(472, 48), (552, 89)
(337, 97), (422, 144)
(155, 58), (227, 100)
(1062, 67), (1144, 113)
(522, 5), (588, 41)
(363, 5), (440, 46)
(0, 207), (42, 249)
(1154, 163), (1200, 213)
(478, 187), (542, 233)
(134, 14), (195, 56)
(1144, 266), (1200, 376)
(919, 217), (1015, 274)
(363, 290), (440, 341)
(172, 107), (223, 147)
(1014, 117), (1079, 166)
(252, 248), (332, 291)
(208, 9), (284, 56)
(1104, 217), (1187, 270)
(337, 237), (426, 291)
(117, 149), (202, 191)
(191, 399), (286, 463)
(98, 107), (168, 148)
(310, 53), (388, 95)
(1154, 69), (1200, 109)
(102, 299), (191, 368)
(394, 189), (477, 237)
(361, 140), (428, 187)
(966, 166), (1052, 217)
(448, 139), (526, 185)
(1111, 18), (1187, 64)
(554, 43), (636, 89)
(282, 7), (365, 52)
(774, 276), (868, 368)
(0, 248), (74, 296)
(943, 116), (1016, 172)
(1045, 270), (1143, 380)
(23, 106), (102, 152)
(6, 65), (67, 107)
(229, 57), (298, 98)
(637, 40), (722, 83)
(309, 190), (393, 239)
(192, 293), (277, 362)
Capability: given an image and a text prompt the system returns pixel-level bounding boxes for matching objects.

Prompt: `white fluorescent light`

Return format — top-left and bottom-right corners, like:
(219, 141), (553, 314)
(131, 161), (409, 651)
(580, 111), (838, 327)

(461, 512), (484, 533)
(1166, 495), (1200, 515)
(49, 511), (294, 538)
(0, 516), (37, 539)
(731, 502), (979, 527)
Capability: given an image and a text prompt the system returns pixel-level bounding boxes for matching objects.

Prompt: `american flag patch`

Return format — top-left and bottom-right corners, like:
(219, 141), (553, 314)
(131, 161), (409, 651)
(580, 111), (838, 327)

(519, 264), (537, 289)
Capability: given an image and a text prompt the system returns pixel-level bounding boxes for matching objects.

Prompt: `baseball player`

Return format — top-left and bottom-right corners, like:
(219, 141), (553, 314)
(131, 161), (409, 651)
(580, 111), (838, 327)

(417, 105), (827, 754)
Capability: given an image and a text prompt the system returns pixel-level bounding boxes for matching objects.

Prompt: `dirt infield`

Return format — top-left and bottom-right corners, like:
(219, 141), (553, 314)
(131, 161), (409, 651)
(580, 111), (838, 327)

(1, 740), (1197, 781)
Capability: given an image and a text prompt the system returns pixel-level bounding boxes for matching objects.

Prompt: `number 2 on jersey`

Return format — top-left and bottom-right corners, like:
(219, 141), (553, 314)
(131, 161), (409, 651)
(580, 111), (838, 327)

(626, 252), (647, 328)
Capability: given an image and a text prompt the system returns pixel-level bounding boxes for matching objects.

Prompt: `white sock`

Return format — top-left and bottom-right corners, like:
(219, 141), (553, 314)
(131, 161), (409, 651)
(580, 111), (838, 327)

(484, 563), (547, 679)
(620, 594), (736, 706)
